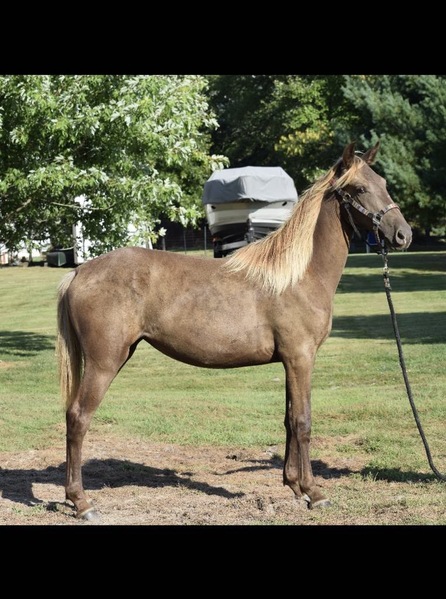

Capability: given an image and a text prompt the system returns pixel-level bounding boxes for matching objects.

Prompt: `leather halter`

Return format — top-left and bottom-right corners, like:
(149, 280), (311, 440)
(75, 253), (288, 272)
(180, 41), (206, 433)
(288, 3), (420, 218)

(331, 181), (400, 245)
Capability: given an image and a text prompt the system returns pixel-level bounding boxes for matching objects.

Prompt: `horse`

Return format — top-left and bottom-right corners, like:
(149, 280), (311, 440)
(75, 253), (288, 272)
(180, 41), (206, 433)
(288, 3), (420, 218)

(56, 141), (412, 520)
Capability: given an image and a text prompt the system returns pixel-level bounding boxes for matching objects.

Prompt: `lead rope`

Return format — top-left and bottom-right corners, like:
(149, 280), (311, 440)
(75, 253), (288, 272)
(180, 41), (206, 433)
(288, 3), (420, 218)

(378, 244), (446, 481)
(339, 190), (445, 479)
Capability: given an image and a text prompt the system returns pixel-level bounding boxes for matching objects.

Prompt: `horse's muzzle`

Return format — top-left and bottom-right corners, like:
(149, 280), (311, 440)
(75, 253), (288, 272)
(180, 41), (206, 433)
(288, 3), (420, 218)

(392, 224), (412, 251)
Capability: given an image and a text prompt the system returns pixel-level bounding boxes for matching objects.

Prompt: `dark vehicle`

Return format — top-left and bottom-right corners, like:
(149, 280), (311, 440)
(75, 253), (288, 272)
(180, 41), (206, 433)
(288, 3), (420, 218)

(202, 166), (298, 257)
(47, 247), (76, 267)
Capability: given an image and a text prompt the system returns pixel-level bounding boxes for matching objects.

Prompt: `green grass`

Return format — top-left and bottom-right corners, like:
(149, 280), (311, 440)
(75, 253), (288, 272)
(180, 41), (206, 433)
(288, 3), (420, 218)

(0, 252), (445, 484)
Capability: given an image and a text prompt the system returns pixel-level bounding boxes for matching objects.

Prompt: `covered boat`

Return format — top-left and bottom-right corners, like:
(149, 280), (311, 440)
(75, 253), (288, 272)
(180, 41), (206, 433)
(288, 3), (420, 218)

(202, 166), (298, 257)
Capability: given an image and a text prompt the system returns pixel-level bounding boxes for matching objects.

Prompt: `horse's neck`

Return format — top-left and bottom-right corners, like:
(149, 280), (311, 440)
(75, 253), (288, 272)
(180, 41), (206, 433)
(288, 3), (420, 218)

(311, 196), (351, 291)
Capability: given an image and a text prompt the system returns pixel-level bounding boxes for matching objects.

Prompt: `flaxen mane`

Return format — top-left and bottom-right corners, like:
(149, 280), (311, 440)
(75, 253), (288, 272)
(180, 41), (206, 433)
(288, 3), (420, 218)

(223, 154), (367, 294)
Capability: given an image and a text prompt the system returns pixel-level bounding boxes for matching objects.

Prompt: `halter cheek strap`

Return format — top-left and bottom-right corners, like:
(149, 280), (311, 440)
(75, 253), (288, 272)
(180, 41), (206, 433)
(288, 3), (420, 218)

(331, 182), (400, 246)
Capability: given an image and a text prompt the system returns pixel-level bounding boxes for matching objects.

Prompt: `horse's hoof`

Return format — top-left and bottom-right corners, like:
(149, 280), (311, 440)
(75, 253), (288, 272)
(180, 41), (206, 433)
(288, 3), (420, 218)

(76, 506), (100, 521)
(309, 498), (332, 510)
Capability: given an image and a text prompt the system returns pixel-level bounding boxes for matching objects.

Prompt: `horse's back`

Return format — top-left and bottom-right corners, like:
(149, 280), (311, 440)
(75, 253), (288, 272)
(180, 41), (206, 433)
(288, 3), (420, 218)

(75, 245), (208, 273)
(66, 247), (280, 367)
(68, 247), (223, 317)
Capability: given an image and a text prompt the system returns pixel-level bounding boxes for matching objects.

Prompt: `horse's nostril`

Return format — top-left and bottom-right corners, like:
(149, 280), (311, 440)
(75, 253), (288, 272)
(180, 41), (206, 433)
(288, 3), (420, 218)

(396, 228), (412, 248)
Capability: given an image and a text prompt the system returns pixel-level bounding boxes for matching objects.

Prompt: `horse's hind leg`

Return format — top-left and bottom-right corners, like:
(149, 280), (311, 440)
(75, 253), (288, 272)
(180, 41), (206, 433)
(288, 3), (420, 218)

(65, 362), (119, 520)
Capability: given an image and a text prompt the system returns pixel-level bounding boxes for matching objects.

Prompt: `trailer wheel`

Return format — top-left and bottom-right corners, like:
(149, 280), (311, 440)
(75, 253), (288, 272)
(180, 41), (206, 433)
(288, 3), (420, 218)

(213, 240), (223, 258)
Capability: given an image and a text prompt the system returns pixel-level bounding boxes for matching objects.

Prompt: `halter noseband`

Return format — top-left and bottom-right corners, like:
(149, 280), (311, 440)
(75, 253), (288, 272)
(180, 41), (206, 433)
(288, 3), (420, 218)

(331, 181), (400, 247)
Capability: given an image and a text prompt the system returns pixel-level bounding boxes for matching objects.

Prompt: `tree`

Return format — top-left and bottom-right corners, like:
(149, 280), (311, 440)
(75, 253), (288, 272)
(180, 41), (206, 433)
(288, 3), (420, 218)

(206, 75), (350, 192)
(341, 75), (446, 233)
(208, 74), (446, 233)
(0, 75), (227, 258)
(206, 75), (281, 166)
(266, 75), (352, 189)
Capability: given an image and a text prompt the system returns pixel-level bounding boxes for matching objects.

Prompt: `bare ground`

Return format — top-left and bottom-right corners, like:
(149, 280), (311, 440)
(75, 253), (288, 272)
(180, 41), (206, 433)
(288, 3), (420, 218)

(0, 433), (444, 527)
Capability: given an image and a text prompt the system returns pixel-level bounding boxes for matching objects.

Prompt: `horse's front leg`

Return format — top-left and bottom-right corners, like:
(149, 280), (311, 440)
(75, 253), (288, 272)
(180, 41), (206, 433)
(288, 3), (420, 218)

(283, 356), (331, 509)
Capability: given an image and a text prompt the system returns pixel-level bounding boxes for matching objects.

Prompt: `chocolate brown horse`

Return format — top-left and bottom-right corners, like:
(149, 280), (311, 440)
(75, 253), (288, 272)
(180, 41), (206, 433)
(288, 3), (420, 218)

(56, 142), (412, 520)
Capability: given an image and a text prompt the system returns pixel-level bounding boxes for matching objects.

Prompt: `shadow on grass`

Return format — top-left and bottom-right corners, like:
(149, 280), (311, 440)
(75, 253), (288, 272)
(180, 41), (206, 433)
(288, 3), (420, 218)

(0, 457), (246, 516)
(360, 465), (437, 483)
(344, 251), (446, 273)
(338, 271), (446, 294)
(0, 456), (438, 519)
(0, 331), (55, 357)
(331, 311), (446, 343)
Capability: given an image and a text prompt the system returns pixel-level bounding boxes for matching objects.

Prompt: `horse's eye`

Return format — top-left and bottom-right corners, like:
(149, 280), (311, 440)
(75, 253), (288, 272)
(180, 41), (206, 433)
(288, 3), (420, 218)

(357, 187), (366, 194)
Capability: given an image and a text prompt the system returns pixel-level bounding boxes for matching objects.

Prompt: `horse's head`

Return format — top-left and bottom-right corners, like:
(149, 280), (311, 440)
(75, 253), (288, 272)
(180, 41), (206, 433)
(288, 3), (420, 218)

(334, 142), (412, 251)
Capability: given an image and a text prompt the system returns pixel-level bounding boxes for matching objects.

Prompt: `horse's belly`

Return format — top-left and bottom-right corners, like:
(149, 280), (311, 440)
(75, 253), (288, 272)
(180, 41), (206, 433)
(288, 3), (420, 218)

(147, 322), (275, 368)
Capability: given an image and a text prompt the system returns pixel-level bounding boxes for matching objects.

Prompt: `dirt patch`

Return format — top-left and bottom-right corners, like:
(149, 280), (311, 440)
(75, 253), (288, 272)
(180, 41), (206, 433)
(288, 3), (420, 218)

(0, 434), (443, 526)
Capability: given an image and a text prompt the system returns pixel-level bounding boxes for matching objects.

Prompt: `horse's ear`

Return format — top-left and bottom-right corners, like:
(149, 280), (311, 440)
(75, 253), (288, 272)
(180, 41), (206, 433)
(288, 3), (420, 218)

(361, 141), (380, 165)
(342, 142), (356, 169)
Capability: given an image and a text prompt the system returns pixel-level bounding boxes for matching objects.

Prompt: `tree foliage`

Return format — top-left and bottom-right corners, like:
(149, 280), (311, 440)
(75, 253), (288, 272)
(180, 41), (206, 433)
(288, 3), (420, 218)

(0, 75), (227, 257)
(207, 75), (351, 192)
(341, 75), (446, 231)
(208, 74), (446, 233)
(2, 74), (445, 258)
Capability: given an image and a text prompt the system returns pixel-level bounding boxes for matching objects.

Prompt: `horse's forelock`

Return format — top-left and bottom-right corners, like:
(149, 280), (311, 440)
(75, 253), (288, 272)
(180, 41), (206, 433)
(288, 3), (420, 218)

(335, 154), (367, 188)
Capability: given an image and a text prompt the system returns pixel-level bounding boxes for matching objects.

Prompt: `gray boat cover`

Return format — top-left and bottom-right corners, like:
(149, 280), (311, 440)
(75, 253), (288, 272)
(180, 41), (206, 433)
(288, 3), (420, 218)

(202, 166), (298, 205)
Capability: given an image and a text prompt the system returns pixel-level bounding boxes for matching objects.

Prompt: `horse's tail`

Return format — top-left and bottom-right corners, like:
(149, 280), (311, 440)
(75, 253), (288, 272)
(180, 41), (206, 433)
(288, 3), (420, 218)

(56, 270), (82, 409)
